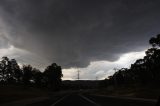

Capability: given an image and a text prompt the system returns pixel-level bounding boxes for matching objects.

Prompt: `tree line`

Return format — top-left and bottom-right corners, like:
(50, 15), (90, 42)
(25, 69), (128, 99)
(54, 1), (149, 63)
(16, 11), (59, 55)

(0, 57), (63, 91)
(101, 34), (160, 87)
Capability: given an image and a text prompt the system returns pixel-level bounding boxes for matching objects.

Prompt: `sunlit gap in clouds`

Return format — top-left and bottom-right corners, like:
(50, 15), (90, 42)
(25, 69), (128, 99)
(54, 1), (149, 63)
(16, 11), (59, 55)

(0, 45), (50, 70)
(0, 45), (23, 58)
(0, 45), (30, 66)
(62, 50), (146, 80)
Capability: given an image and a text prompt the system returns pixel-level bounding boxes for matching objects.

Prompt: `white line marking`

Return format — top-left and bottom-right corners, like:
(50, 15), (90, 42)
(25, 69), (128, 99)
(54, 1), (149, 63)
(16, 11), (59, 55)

(79, 94), (101, 106)
(50, 95), (69, 106)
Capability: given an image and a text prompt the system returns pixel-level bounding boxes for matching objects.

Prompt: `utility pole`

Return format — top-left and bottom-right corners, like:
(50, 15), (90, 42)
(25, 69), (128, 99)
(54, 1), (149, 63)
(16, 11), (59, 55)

(77, 70), (80, 80)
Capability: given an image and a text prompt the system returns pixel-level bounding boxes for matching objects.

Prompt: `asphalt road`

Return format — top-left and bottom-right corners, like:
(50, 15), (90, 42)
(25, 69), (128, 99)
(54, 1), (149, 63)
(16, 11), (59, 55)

(85, 94), (156, 106)
(51, 94), (98, 106)
(28, 93), (157, 106)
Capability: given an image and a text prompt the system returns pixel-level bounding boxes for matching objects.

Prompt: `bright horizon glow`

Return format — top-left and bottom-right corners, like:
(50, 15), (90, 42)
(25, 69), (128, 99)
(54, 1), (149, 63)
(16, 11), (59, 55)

(62, 50), (146, 80)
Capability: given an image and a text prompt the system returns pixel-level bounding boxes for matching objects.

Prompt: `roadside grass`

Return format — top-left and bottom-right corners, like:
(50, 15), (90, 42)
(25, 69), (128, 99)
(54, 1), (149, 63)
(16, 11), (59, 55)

(87, 85), (160, 100)
(0, 85), (50, 104)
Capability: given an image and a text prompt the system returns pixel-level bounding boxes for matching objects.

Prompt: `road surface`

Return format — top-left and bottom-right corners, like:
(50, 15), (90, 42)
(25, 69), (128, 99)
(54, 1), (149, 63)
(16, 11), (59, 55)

(28, 93), (157, 106)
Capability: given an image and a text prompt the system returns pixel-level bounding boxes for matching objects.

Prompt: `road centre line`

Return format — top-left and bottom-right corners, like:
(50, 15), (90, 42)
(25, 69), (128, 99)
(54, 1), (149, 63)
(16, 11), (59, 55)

(79, 94), (101, 106)
(50, 95), (69, 106)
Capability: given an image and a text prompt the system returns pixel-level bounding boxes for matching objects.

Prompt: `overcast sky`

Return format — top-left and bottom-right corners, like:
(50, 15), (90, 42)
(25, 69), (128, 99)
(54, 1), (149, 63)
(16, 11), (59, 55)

(0, 0), (160, 80)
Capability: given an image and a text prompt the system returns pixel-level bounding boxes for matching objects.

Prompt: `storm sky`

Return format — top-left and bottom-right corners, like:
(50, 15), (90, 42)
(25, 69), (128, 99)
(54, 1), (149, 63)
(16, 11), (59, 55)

(0, 0), (160, 80)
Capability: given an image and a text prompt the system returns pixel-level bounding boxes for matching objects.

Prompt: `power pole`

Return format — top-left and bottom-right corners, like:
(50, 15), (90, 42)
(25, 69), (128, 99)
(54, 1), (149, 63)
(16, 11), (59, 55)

(77, 70), (80, 80)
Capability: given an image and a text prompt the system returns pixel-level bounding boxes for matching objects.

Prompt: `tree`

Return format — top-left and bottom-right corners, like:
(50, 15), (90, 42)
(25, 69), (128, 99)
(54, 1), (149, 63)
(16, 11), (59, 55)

(1, 57), (12, 82)
(0, 57), (15, 83)
(149, 34), (160, 47)
(32, 68), (43, 87)
(44, 63), (63, 91)
(10, 59), (22, 83)
(22, 65), (33, 86)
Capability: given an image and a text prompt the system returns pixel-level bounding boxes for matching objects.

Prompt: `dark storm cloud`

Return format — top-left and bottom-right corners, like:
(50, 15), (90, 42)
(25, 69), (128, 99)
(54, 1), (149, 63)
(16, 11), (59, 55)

(0, 0), (160, 68)
(0, 35), (10, 49)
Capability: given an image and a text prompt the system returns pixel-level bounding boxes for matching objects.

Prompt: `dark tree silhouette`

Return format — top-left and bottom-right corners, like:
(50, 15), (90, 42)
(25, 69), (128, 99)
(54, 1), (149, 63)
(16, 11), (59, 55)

(0, 57), (22, 84)
(0, 57), (6, 82)
(44, 63), (63, 91)
(32, 68), (43, 87)
(1, 57), (12, 83)
(149, 34), (160, 47)
(22, 65), (33, 86)
(0, 57), (64, 90)
(10, 59), (22, 83)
